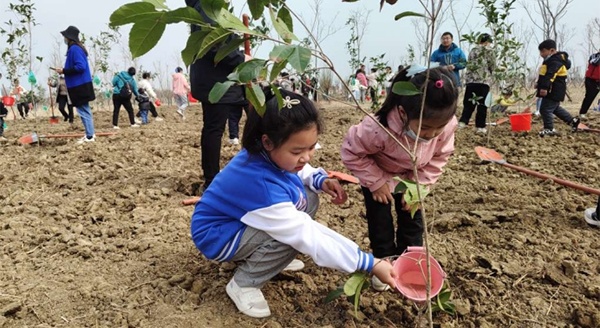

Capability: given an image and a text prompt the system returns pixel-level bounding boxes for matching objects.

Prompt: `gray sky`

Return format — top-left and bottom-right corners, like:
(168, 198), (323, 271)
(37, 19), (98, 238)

(1, 0), (597, 90)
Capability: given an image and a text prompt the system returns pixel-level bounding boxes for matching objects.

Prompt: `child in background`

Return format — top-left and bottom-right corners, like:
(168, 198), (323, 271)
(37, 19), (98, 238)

(535, 39), (579, 136)
(0, 99), (7, 141)
(190, 90), (395, 318)
(135, 88), (151, 125)
(584, 196), (600, 227)
(490, 88), (517, 114)
(341, 67), (458, 291)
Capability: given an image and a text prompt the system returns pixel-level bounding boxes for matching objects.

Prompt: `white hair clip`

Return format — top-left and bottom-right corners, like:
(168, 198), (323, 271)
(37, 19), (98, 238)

(406, 62), (440, 77)
(282, 96), (301, 109)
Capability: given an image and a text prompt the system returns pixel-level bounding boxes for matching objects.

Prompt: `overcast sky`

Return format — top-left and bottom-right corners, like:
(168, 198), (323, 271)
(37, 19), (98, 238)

(1, 0), (597, 90)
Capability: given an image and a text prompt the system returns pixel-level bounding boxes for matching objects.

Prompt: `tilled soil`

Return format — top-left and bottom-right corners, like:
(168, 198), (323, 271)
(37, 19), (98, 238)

(1, 98), (599, 328)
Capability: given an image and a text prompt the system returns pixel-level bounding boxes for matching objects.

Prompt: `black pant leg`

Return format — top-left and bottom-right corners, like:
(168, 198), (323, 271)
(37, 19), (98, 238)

(123, 99), (136, 124)
(227, 106), (243, 139)
(394, 193), (424, 254)
(539, 98), (559, 130)
(474, 84), (490, 128)
(112, 96), (122, 126)
(361, 187), (397, 258)
(460, 84), (477, 125)
(200, 102), (232, 187)
(17, 103), (25, 118)
(67, 105), (74, 123)
(57, 96), (69, 120)
(579, 78), (600, 115)
(149, 102), (158, 117)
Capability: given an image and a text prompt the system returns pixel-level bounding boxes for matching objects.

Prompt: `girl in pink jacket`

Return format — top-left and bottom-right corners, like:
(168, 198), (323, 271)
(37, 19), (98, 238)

(341, 67), (458, 291)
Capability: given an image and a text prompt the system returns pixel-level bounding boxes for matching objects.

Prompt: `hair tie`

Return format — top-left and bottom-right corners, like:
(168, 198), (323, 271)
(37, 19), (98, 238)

(435, 79), (444, 88)
(282, 96), (300, 109)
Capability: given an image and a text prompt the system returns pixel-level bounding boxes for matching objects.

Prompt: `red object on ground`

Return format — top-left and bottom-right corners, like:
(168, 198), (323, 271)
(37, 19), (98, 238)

(2, 96), (15, 106)
(182, 197), (201, 206)
(393, 246), (446, 301)
(188, 92), (198, 103)
(509, 113), (532, 132)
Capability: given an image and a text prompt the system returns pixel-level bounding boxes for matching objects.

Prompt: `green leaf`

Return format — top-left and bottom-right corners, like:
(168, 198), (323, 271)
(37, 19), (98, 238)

(129, 18), (166, 58)
(392, 81), (421, 96)
(110, 2), (157, 26)
(287, 45), (311, 73)
(277, 6), (293, 32)
(270, 84), (284, 109)
(246, 83), (266, 115)
(214, 38), (245, 64)
(217, 8), (252, 33)
(197, 28), (232, 60)
(247, 0), (267, 20)
(162, 6), (206, 25)
(181, 30), (209, 67)
(269, 45), (294, 63)
(269, 7), (297, 43)
(143, 0), (168, 10)
(35, 56), (43, 62)
(353, 279), (365, 317)
(269, 59), (288, 82)
(199, 0), (226, 21)
(343, 272), (367, 296)
(209, 81), (235, 104)
(236, 59), (266, 83)
(323, 286), (344, 303)
(394, 11), (425, 21)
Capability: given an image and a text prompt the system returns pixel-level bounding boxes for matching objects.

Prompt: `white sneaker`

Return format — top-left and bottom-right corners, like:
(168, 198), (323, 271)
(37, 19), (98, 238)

(229, 138), (240, 145)
(0, 136), (7, 142)
(76, 135), (95, 145)
(154, 117), (164, 122)
(135, 118), (142, 124)
(176, 109), (185, 117)
(371, 275), (391, 292)
(131, 124), (140, 128)
(113, 126), (120, 130)
(584, 208), (599, 227)
(476, 127), (487, 134)
(226, 278), (271, 318)
(458, 122), (467, 128)
(283, 259), (304, 271)
(580, 114), (587, 120)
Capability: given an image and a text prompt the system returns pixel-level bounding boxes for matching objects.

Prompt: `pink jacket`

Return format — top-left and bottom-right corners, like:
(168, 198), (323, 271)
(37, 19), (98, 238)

(341, 108), (457, 192)
(172, 72), (190, 96)
(356, 72), (368, 87)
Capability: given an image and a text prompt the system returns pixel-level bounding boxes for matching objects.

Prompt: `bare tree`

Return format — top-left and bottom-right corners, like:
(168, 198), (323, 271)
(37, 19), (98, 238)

(410, 5), (449, 64)
(449, 0), (476, 49)
(301, 0), (342, 68)
(520, 0), (573, 47)
(346, 8), (371, 70)
(584, 18), (600, 55)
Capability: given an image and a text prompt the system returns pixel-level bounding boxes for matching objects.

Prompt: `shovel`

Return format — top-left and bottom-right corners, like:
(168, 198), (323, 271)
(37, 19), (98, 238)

(182, 196), (201, 206)
(327, 170), (359, 184)
(475, 146), (600, 195)
(48, 84), (59, 124)
(18, 131), (117, 145)
(577, 122), (600, 134)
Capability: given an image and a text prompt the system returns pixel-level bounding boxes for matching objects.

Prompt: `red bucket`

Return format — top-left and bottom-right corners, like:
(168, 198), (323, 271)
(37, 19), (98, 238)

(2, 96), (15, 106)
(509, 113), (532, 132)
(393, 246), (446, 301)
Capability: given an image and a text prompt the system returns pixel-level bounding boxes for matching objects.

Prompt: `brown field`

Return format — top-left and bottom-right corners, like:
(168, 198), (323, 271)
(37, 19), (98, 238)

(1, 86), (599, 327)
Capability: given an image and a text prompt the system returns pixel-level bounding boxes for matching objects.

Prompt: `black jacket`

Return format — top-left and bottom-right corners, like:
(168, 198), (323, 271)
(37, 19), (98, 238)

(186, 0), (246, 105)
(536, 51), (571, 102)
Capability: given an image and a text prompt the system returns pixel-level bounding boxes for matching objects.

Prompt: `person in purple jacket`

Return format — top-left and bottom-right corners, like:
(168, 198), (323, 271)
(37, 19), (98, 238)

(55, 26), (96, 144)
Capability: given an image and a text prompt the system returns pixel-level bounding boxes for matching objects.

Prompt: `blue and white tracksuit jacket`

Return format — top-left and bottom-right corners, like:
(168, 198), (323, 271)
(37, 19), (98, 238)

(190, 149), (375, 273)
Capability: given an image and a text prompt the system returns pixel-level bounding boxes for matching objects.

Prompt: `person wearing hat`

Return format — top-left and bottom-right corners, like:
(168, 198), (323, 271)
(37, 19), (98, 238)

(55, 26), (96, 144)
(459, 32), (495, 134)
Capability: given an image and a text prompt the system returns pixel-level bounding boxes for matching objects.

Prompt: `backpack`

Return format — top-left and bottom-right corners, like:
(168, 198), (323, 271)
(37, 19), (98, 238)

(117, 75), (132, 99)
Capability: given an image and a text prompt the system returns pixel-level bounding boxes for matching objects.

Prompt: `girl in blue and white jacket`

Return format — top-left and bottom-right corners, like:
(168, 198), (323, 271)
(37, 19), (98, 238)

(190, 90), (395, 318)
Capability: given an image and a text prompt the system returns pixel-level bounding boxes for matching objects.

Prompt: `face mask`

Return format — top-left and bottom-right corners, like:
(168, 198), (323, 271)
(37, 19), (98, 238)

(405, 127), (433, 144)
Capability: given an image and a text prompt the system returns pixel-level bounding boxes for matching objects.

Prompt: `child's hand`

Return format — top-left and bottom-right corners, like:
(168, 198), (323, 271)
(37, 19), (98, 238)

(539, 89), (548, 97)
(372, 259), (395, 289)
(372, 184), (393, 204)
(321, 179), (347, 205)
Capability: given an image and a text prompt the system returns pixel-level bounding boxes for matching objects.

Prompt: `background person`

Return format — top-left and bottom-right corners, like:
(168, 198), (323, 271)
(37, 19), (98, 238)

(430, 32), (467, 86)
(111, 67), (140, 129)
(578, 49), (600, 119)
(137, 71), (163, 122)
(55, 25), (96, 144)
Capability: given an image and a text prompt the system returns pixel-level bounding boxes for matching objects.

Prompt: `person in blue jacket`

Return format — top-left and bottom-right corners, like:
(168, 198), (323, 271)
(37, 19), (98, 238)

(190, 89), (395, 318)
(111, 67), (140, 129)
(55, 26), (96, 144)
(430, 32), (467, 86)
